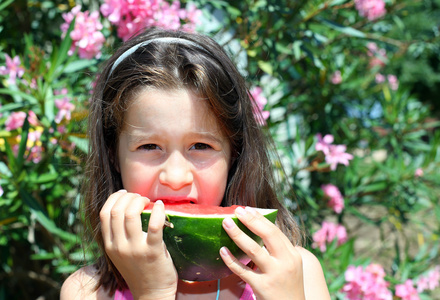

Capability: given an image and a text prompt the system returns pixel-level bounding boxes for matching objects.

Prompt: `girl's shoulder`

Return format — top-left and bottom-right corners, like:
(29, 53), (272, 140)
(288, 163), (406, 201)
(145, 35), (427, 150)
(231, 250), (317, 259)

(60, 265), (113, 300)
(295, 246), (331, 299)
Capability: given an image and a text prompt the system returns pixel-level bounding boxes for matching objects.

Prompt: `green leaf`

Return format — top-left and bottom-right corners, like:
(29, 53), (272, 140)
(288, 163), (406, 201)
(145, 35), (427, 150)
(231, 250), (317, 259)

(346, 206), (378, 225)
(68, 135), (89, 153)
(29, 173), (59, 184)
(2, 137), (17, 173)
(258, 60), (274, 75)
(359, 180), (388, 193)
(292, 41), (302, 60)
(20, 189), (77, 242)
(0, 0), (14, 12)
(46, 18), (76, 82)
(225, 5), (241, 18)
(0, 88), (39, 105)
(16, 118), (30, 170)
(304, 195), (320, 209)
(63, 59), (97, 73)
(319, 18), (366, 38)
(0, 102), (26, 113)
(44, 85), (55, 121)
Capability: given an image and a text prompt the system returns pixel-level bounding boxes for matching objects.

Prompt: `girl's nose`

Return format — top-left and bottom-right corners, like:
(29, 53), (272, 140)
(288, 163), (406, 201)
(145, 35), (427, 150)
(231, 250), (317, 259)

(159, 151), (193, 190)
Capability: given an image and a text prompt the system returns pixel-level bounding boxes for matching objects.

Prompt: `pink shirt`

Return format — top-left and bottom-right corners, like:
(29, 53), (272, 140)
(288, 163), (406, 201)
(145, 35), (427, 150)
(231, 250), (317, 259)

(114, 283), (255, 300)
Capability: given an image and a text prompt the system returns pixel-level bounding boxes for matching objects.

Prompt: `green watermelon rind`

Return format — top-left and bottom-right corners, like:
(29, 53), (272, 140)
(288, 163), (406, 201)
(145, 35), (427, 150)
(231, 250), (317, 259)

(141, 208), (277, 281)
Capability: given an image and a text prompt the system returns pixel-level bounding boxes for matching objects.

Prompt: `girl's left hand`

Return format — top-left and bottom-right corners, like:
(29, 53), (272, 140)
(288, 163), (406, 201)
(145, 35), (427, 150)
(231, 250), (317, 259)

(220, 206), (306, 300)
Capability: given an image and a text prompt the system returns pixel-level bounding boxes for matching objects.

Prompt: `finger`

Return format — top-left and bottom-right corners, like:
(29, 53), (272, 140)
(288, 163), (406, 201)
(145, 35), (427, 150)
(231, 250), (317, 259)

(219, 246), (257, 282)
(222, 217), (270, 271)
(235, 206), (292, 258)
(146, 200), (166, 249)
(124, 196), (150, 242)
(100, 190), (127, 243)
(109, 192), (142, 241)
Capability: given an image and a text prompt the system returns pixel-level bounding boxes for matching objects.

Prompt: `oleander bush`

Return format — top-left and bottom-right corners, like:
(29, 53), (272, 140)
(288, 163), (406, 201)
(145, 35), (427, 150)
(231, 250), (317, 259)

(0, 0), (439, 299)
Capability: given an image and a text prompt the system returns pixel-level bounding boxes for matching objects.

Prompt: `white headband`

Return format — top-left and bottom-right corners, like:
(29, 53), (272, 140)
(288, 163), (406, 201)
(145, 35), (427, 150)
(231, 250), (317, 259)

(107, 37), (205, 79)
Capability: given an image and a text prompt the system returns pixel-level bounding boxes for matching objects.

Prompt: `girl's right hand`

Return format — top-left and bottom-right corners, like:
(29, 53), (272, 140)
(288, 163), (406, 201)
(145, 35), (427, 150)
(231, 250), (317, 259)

(100, 190), (178, 300)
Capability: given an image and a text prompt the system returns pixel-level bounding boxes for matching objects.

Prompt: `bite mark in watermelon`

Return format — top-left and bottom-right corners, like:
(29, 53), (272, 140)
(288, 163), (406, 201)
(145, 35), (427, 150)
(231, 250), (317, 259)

(141, 203), (278, 281)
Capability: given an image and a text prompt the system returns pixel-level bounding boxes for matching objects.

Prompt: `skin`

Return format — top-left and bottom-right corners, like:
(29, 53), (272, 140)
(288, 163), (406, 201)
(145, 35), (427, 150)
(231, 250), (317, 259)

(60, 89), (331, 300)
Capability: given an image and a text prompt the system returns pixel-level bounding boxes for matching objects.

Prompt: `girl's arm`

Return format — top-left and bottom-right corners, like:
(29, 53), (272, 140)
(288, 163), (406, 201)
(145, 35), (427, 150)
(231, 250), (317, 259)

(220, 206), (331, 300)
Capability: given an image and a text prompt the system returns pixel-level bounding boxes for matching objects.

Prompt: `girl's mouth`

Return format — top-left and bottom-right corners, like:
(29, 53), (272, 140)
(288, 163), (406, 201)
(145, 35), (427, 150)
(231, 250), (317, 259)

(154, 198), (197, 205)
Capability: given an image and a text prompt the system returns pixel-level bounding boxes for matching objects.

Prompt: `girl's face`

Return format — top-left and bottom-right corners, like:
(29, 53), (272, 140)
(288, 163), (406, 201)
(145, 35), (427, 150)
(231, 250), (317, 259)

(117, 89), (231, 206)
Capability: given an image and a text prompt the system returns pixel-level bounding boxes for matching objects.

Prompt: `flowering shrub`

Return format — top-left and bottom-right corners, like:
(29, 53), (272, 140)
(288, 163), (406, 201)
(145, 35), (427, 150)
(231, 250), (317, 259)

(312, 221), (348, 252)
(395, 280), (420, 300)
(355, 0), (387, 21)
(342, 264), (392, 299)
(0, 54), (24, 84)
(61, 6), (105, 59)
(0, 0), (439, 299)
(321, 184), (345, 214)
(100, 0), (201, 41)
(315, 134), (354, 170)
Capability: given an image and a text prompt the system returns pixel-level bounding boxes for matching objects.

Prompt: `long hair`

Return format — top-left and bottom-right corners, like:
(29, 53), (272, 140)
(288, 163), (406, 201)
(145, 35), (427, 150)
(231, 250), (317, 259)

(83, 27), (302, 294)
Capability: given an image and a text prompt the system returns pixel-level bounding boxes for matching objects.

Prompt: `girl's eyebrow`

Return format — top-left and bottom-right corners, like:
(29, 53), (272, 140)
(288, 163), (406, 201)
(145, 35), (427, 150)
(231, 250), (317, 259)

(123, 131), (225, 145)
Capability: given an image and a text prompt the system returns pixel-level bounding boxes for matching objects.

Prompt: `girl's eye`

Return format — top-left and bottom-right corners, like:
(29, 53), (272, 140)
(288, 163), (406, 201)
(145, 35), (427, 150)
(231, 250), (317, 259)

(138, 144), (160, 151)
(190, 143), (212, 150)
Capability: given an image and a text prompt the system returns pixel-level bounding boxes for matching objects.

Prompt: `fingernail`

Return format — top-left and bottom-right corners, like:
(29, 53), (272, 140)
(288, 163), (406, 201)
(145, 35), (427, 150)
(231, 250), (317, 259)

(155, 200), (164, 206)
(223, 217), (236, 229)
(235, 206), (246, 217)
(220, 246), (229, 256)
(245, 206), (257, 215)
(119, 189), (127, 193)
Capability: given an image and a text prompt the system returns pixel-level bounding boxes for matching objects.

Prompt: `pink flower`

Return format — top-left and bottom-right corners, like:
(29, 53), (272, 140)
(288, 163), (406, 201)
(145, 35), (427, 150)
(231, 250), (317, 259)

(180, 3), (202, 32)
(321, 184), (345, 213)
(312, 221), (347, 252)
(342, 264), (392, 300)
(355, 0), (386, 21)
(154, 1), (185, 31)
(414, 168), (424, 178)
(8, 112), (30, 130)
(316, 134), (354, 170)
(375, 73), (386, 83)
(61, 6), (105, 59)
(5, 111), (39, 131)
(417, 266), (440, 292)
(100, 0), (201, 41)
(395, 280), (420, 300)
(250, 86), (270, 125)
(54, 88), (75, 123)
(367, 42), (387, 68)
(316, 134), (334, 155)
(376, 73), (399, 90)
(387, 74), (399, 90)
(12, 127), (44, 164)
(0, 54), (25, 85)
(326, 144), (354, 170)
(331, 70), (342, 84)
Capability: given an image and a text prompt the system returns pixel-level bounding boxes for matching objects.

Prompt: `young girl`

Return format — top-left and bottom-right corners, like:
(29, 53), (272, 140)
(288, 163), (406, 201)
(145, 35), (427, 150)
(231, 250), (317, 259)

(61, 27), (330, 300)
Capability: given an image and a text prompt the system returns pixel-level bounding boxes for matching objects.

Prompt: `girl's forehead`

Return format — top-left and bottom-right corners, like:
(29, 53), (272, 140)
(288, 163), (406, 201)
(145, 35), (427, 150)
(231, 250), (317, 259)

(122, 88), (224, 134)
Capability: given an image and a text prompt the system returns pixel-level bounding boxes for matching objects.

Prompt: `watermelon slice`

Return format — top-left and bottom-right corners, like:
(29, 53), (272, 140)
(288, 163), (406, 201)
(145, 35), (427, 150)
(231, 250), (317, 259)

(141, 203), (278, 281)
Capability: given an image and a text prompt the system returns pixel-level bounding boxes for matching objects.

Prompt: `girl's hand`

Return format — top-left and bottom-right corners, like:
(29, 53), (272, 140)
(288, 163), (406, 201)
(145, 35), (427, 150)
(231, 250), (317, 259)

(220, 206), (305, 300)
(100, 190), (178, 300)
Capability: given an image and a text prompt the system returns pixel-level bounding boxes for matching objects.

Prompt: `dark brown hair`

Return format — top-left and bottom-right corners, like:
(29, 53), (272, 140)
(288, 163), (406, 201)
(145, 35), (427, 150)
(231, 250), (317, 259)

(83, 27), (302, 294)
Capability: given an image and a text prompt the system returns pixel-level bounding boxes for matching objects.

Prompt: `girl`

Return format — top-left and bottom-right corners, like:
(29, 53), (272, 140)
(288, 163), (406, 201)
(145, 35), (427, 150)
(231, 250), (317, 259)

(61, 27), (330, 300)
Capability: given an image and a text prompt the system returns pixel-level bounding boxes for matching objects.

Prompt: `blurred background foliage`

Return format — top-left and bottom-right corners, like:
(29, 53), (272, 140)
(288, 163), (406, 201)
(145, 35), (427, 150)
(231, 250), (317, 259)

(0, 0), (439, 299)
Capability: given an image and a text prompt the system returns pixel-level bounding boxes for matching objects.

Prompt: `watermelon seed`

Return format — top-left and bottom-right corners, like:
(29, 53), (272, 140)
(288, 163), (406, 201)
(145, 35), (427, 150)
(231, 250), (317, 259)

(164, 215), (174, 228)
